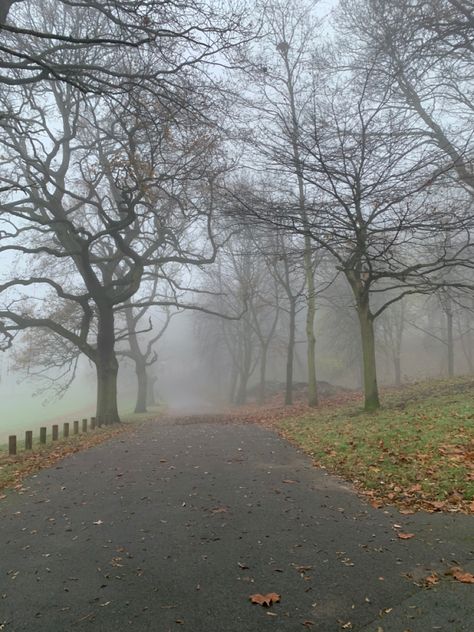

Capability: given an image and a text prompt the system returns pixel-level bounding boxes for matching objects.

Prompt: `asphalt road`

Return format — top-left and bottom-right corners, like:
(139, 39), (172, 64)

(1, 417), (473, 631)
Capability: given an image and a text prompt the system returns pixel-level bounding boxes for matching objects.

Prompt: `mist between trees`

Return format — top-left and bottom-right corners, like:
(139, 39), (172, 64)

(0, 0), (474, 424)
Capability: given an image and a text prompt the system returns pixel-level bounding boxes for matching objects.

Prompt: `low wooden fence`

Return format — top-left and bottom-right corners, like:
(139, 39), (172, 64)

(5, 416), (114, 456)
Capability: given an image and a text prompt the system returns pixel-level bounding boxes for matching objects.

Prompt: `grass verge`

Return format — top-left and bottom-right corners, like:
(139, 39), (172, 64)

(278, 377), (474, 514)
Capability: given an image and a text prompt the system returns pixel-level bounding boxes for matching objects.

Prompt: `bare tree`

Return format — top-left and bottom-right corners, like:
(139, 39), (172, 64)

(240, 0), (322, 406)
(337, 0), (474, 195)
(0, 69), (224, 422)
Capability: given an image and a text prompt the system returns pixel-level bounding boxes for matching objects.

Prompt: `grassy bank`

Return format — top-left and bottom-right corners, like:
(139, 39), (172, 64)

(278, 378), (474, 513)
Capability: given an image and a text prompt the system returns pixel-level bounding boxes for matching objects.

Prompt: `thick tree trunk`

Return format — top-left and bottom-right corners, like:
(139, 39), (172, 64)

(357, 300), (380, 411)
(135, 364), (147, 413)
(96, 307), (120, 424)
(285, 299), (296, 405)
(96, 358), (120, 424)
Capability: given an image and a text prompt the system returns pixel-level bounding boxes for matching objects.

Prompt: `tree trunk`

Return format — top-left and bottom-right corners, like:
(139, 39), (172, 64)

(258, 346), (268, 405)
(235, 371), (249, 406)
(135, 364), (147, 413)
(96, 358), (120, 424)
(304, 240), (318, 407)
(279, 44), (319, 408)
(228, 363), (238, 404)
(393, 354), (402, 387)
(96, 307), (120, 424)
(357, 299), (380, 411)
(147, 375), (157, 407)
(285, 299), (296, 405)
(446, 308), (454, 377)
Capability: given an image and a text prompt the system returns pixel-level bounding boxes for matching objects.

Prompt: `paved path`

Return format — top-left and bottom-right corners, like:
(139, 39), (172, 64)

(1, 418), (473, 631)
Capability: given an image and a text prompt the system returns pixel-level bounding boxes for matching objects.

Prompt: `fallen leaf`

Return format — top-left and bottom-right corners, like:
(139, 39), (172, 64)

(448, 567), (474, 584)
(282, 479), (298, 484)
(397, 532), (415, 540)
(238, 562), (249, 570)
(211, 507), (228, 514)
(303, 621), (315, 628)
(424, 572), (440, 587)
(93, 520), (104, 525)
(249, 592), (281, 607)
(295, 565), (313, 573)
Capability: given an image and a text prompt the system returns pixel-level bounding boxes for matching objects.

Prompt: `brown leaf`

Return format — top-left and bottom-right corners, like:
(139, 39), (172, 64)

(282, 479), (298, 484)
(429, 501), (447, 511)
(424, 572), (440, 587)
(249, 592), (281, 607)
(211, 506), (228, 514)
(295, 565), (313, 573)
(449, 567), (474, 584)
(397, 532), (415, 540)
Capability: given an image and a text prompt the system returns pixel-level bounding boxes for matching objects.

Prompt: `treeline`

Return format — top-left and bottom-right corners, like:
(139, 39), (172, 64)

(0, 1), (473, 419)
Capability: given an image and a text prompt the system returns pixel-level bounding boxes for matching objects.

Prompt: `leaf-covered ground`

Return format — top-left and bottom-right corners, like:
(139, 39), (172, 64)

(276, 377), (474, 514)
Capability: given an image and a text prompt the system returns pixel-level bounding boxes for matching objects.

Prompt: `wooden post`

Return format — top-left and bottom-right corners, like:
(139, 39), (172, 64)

(8, 435), (17, 456)
(82, 418), (88, 433)
(25, 431), (33, 450)
(91, 416), (97, 429)
(52, 425), (59, 441)
(73, 420), (79, 435)
(63, 422), (70, 438)
(40, 427), (47, 444)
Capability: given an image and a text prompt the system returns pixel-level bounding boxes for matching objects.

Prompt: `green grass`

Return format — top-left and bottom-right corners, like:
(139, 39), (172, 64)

(278, 377), (474, 511)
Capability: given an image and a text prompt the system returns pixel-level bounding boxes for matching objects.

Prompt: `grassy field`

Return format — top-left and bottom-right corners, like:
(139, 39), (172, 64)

(278, 377), (474, 513)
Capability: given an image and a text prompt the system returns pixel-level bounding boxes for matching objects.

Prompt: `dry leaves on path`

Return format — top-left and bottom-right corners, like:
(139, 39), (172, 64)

(249, 593), (281, 607)
(447, 567), (474, 584)
(423, 572), (440, 587)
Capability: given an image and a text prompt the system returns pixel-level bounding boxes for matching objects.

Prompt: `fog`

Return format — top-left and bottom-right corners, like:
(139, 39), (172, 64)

(1, 0), (473, 427)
